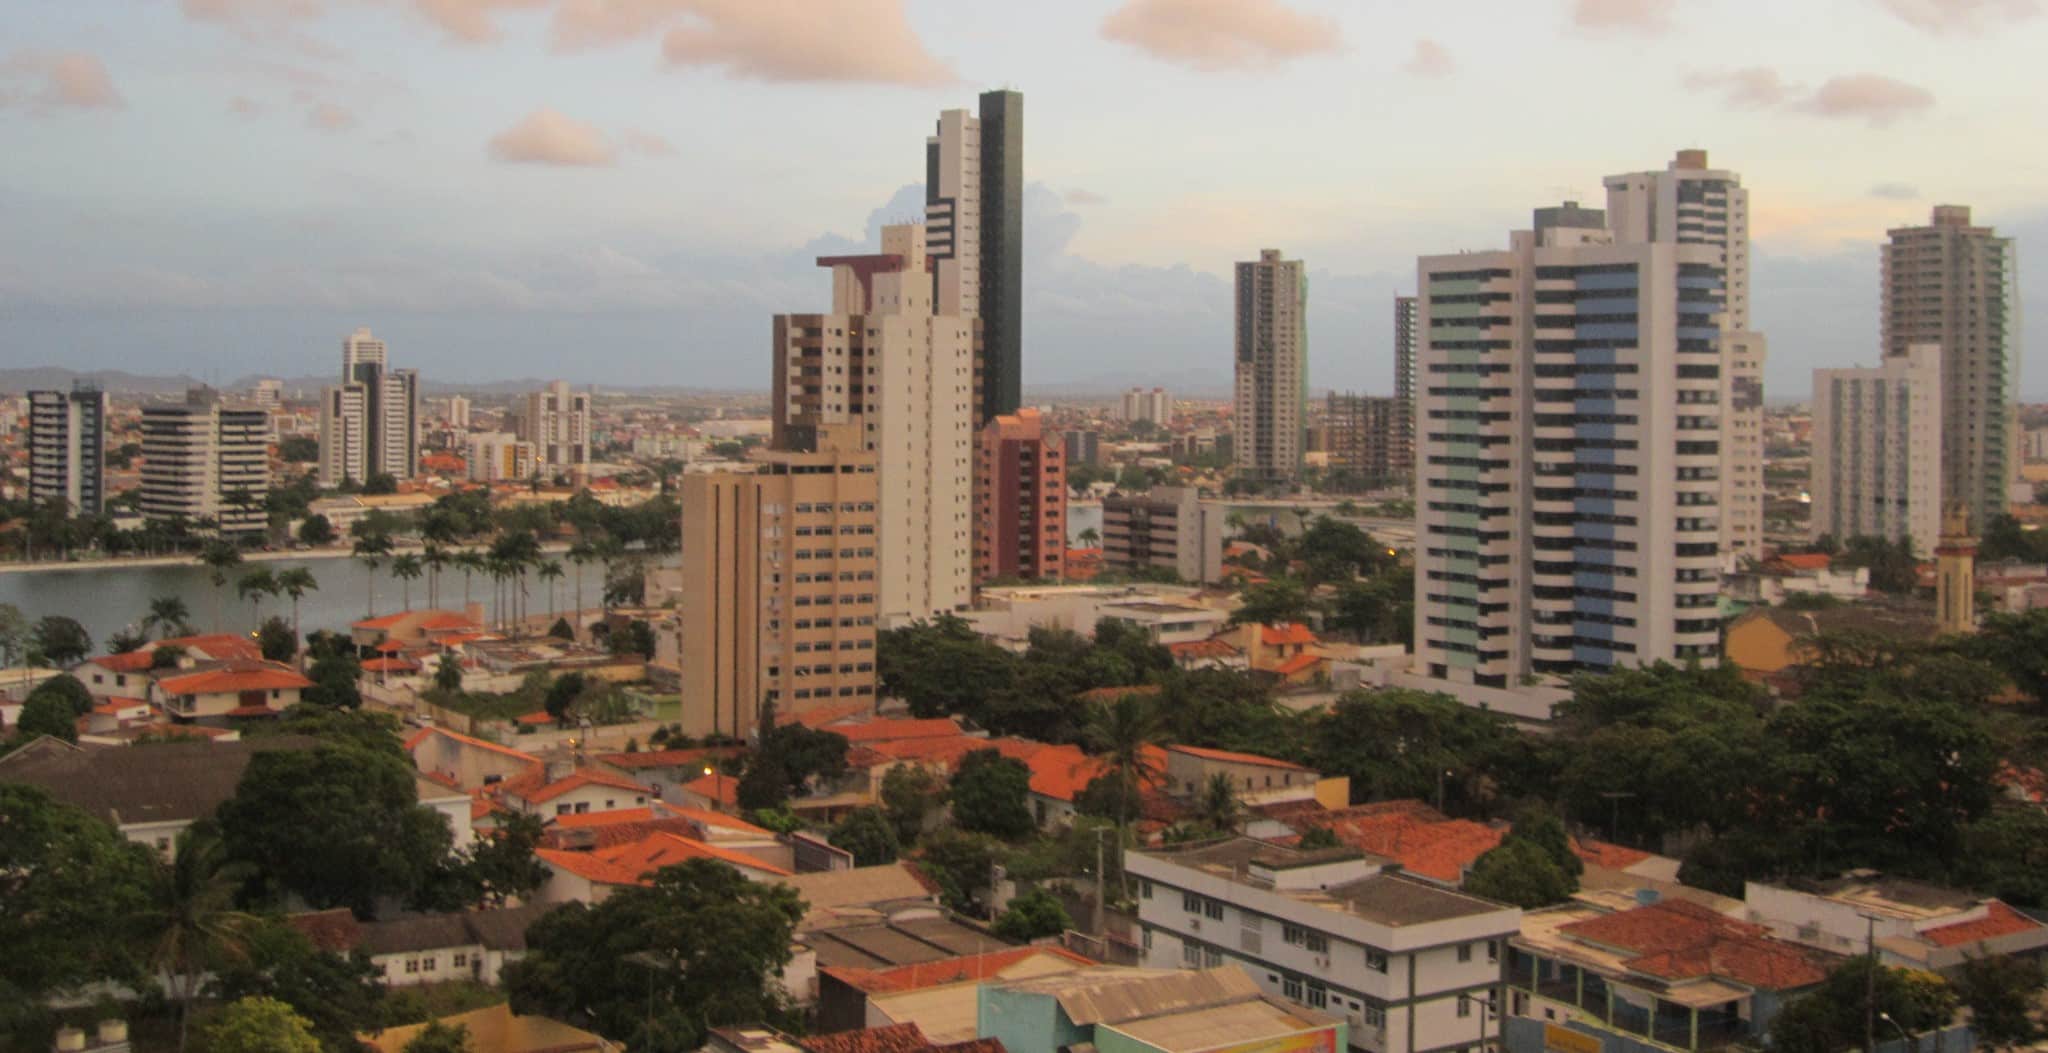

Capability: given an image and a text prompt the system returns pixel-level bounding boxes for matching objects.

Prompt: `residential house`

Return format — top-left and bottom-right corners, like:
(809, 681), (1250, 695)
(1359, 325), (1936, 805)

(287, 903), (550, 986)
(1127, 838), (1518, 1053)
(1742, 873), (2048, 971)
(534, 829), (794, 904)
(817, 946), (1097, 1037)
(592, 745), (742, 803)
(499, 767), (655, 818)
(1722, 604), (1938, 685)
(150, 659), (312, 723)
(1505, 896), (1838, 1053)
(1210, 622), (1328, 683)
(1725, 554), (1870, 607)
(350, 608), (487, 653)
(707, 1022), (1004, 1053)
(75, 634), (262, 702)
(405, 725), (545, 791)
(359, 1004), (619, 1053)
(543, 803), (792, 871)
(978, 965), (1348, 1053)
(1162, 745), (1346, 811)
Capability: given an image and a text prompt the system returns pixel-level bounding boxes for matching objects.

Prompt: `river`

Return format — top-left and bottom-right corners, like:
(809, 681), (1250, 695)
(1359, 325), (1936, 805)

(0, 554), (603, 649)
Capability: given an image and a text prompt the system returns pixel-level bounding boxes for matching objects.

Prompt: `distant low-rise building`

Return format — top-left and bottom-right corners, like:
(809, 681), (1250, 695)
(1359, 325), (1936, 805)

(1102, 487), (1228, 584)
(1742, 873), (2048, 971)
(288, 903), (550, 987)
(981, 965), (1346, 1053)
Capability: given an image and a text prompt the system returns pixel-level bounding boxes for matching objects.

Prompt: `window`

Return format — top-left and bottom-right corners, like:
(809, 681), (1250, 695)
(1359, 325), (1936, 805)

(1140, 879), (1153, 899)
(404, 959), (419, 974)
(1458, 943), (1473, 963)
(1366, 950), (1388, 973)
(1487, 940), (1499, 964)
(1204, 946), (1223, 967)
(1363, 1006), (1385, 1028)
(1305, 932), (1328, 953)
(1182, 942), (1202, 968)
(1204, 899), (1224, 921)
(1307, 983), (1328, 1010)
(1183, 892), (1201, 914)
(1457, 997), (1472, 1019)
(454, 953), (468, 968)
(1283, 976), (1304, 1000)
(422, 957), (437, 971)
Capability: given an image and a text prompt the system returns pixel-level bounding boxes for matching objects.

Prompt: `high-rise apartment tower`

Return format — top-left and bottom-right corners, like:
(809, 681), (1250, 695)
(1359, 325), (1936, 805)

(1233, 249), (1308, 482)
(141, 388), (269, 536)
(28, 384), (108, 516)
(926, 89), (1023, 425)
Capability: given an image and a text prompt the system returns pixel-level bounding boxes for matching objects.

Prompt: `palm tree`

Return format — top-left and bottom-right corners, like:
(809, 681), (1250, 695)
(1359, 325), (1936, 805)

(236, 567), (277, 627)
(1194, 772), (1245, 834)
(391, 553), (423, 612)
(1078, 526), (1101, 547)
(1086, 694), (1167, 829)
(421, 542), (448, 609)
(454, 549), (484, 612)
(200, 540), (244, 632)
(593, 535), (625, 613)
(144, 596), (193, 640)
(275, 568), (316, 663)
(537, 559), (564, 625)
(135, 822), (258, 1052)
(566, 540), (595, 636)
(352, 532), (394, 618)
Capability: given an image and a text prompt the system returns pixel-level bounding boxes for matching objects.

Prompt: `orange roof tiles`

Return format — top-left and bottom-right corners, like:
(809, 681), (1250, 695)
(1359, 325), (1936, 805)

(1304, 802), (1501, 883)
(1922, 902), (2042, 947)
(515, 711), (557, 726)
(1571, 837), (1653, 870)
(1560, 899), (1831, 989)
(361, 657), (420, 673)
(778, 699), (874, 728)
(156, 660), (312, 696)
(1272, 653), (1322, 676)
(1774, 553), (1833, 571)
(1259, 623), (1318, 646)
(682, 772), (740, 807)
(540, 830), (793, 887)
(515, 769), (652, 806)
(829, 718), (964, 744)
(1170, 744), (1311, 772)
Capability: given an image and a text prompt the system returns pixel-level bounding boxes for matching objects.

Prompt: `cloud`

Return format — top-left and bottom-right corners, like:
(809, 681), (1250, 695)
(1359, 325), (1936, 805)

(1870, 182), (1920, 200)
(659, 0), (956, 85)
(1876, 0), (2039, 33)
(228, 95), (263, 117)
(622, 128), (675, 157)
(1803, 74), (1935, 125)
(3, 51), (124, 110)
(1100, 0), (1341, 72)
(1065, 188), (1107, 206)
(488, 107), (616, 166)
(306, 101), (356, 131)
(1686, 68), (1934, 125)
(551, 0), (689, 49)
(412, 0), (553, 43)
(1571, 0), (1676, 32)
(1685, 67), (1792, 108)
(1403, 38), (1454, 77)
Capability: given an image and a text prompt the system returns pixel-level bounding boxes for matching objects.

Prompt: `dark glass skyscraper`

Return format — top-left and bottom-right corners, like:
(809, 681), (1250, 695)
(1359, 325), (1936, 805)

(977, 89), (1023, 422)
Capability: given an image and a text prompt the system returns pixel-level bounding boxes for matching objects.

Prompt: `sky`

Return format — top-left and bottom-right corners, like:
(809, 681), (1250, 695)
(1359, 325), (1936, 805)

(0, 0), (2043, 398)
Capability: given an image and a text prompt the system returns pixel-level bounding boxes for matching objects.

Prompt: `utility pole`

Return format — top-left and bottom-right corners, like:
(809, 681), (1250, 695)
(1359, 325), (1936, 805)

(1599, 791), (1635, 845)
(1864, 912), (1879, 1053)
(1094, 825), (1108, 936)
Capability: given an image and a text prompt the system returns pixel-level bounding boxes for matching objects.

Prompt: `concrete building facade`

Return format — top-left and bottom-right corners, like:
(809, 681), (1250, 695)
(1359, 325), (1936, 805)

(975, 408), (1066, 584)
(926, 90), (1024, 425)
(1235, 249), (1308, 482)
(1102, 486), (1227, 583)
(520, 380), (591, 470)
(1122, 387), (1173, 427)
(1395, 295), (1419, 464)
(1883, 205), (2020, 528)
(1604, 150), (1766, 566)
(679, 428), (880, 737)
(1810, 343), (1944, 555)
(467, 432), (537, 483)
(319, 327), (420, 485)
(28, 383), (108, 516)
(772, 224), (974, 627)
(1414, 202), (1725, 692)
(1323, 393), (1411, 485)
(140, 388), (270, 535)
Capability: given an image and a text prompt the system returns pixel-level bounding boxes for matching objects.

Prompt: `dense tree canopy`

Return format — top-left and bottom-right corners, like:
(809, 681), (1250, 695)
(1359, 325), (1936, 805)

(0, 786), (155, 1020)
(505, 859), (805, 1052)
(950, 748), (1036, 839)
(831, 807), (900, 867)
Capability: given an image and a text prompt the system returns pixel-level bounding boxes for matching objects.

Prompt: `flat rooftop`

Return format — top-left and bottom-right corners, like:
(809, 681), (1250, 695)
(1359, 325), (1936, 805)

(1793, 874), (1983, 921)
(1139, 839), (1509, 927)
(1110, 997), (1332, 1053)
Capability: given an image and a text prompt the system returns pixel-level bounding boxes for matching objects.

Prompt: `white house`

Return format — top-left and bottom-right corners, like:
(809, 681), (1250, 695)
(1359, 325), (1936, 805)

(288, 904), (551, 987)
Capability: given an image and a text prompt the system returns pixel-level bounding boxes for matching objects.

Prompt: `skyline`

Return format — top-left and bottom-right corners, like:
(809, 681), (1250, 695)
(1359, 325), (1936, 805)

(1, 0), (2043, 397)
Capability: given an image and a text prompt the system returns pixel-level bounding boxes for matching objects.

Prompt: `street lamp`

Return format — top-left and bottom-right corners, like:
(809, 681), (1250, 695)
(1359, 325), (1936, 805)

(1877, 1012), (1914, 1052)
(1459, 990), (1499, 1053)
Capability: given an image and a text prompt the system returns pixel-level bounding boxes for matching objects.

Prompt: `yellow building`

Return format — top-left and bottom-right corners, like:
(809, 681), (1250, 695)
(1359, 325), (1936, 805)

(680, 425), (880, 739)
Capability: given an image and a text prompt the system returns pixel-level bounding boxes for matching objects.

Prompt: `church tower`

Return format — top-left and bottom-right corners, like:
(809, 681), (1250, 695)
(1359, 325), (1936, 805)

(1936, 502), (1978, 635)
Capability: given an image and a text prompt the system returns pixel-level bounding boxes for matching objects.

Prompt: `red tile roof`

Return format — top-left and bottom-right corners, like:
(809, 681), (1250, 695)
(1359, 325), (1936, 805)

(90, 633), (262, 673)
(779, 699), (874, 727)
(1571, 837), (1653, 870)
(829, 718), (964, 744)
(1774, 553), (1834, 572)
(682, 772), (740, 807)
(515, 769), (652, 806)
(540, 831), (793, 886)
(225, 704), (282, 718)
(285, 908), (362, 953)
(361, 657), (420, 673)
(1260, 622), (1318, 646)
(802, 1024), (931, 1053)
(1272, 652), (1322, 676)
(1922, 902), (2042, 947)
(155, 660), (312, 696)
(1170, 744), (1311, 772)
(404, 725), (546, 768)
(1021, 743), (1169, 803)
(1302, 801), (1501, 883)
(1561, 899), (1832, 989)
(515, 710), (557, 726)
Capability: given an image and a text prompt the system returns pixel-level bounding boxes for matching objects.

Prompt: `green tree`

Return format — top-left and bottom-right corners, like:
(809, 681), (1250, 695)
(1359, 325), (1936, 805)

(303, 649), (363, 710)
(201, 539), (246, 631)
(136, 821), (259, 1052)
(543, 672), (587, 725)
(353, 531), (395, 618)
(1192, 772), (1244, 833)
(276, 567), (318, 662)
(434, 651), (464, 694)
(279, 435), (320, 463)
(1464, 837), (1575, 908)
(831, 807), (901, 866)
(1953, 807), (2048, 906)
(993, 886), (1074, 941)
(1952, 953), (2045, 1048)
(0, 786), (155, 1033)
(391, 553), (423, 612)
(457, 812), (552, 908)
(257, 616), (297, 663)
(1228, 578), (1311, 627)
(877, 615), (1017, 720)
(950, 748), (1036, 839)
(238, 567), (279, 626)
(297, 514), (337, 547)
(15, 689), (78, 742)
(737, 712), (850, 811)
(402, 1021), (474, 1053)
(880, 762), (943, 843)
(217, 745), (456, 916)
(916, 829), (1001, 914)
(1835, 534), (1921, 594)
(504, 859), (805, 1052)
(1083, 693), (1166, 833)
(203, 995), (322, 1053)
(145, 595), (193, 639)
(206, 919), (386, 1050)
(1769, 959), (1957, 1053)
(30, 615), (91, 666)
(1311, 688), (1526, 809)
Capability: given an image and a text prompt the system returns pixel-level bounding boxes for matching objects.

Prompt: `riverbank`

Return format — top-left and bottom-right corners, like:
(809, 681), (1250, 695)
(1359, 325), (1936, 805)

(0, 540), (575, 575)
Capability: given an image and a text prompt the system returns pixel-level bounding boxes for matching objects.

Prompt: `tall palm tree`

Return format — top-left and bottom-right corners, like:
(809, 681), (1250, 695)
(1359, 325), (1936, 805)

(453, 549), (483, 612)
(236, 567), (277, 627)
(1086, 694), (1167, 829)
(144, 596), (193, 640)
(566, 540), (595, 636)
(275, 568), (316, 663)
(537, 559), (564, 625)
(200, 540), (244, 632)
(352, 532), (394, 618)
(391, 553), (423, 612)
(135, 822), (258, 1053)
(421, 542), (448, 609)
(1194, 772), (1245, 834)
(593, 534), (625, 613)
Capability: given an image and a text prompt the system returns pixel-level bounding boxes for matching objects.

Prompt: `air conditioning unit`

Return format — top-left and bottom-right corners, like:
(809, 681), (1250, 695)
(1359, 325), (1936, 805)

(1189, 919), (1201, 932)
(1315, 955), (1331, 968)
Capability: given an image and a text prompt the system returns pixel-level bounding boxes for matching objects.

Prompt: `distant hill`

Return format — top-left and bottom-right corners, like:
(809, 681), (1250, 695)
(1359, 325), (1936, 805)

(0, 366), (764, 400)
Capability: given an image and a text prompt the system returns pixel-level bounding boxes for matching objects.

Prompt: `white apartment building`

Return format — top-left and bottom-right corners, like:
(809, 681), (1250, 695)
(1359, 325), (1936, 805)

(772, 224), (973, 626)
(926, 107), (982, 322)
(467, 431), (536, 483)
(1128, 839), (1520, 1053)
(319, 327), (420, 485)
(28, 384), (108, 516)
(446, 395), (471, 430)
(1810, 344), (1944, 555)
(1414, 201), (1725, 697)
(1235, 249), (1308, 481)
(1605, 150), (1766, 568)
(1122, 387), (1174, 427)
(520, 380), (591, 469)
(140, 388), (269, 535)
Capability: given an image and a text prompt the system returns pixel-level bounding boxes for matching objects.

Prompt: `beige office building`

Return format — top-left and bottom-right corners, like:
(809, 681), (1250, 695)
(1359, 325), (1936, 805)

(772, 224), (974, 627)
(679, 428), (880, 738)
(519, 380), (591, 470)
(140, 388), (270, 536)
(1883, 205), (2019, 527)
(1605, 150), (1767, 567)
(1234, 249), (1307, 481)
(1811, 344), (1944, 555)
